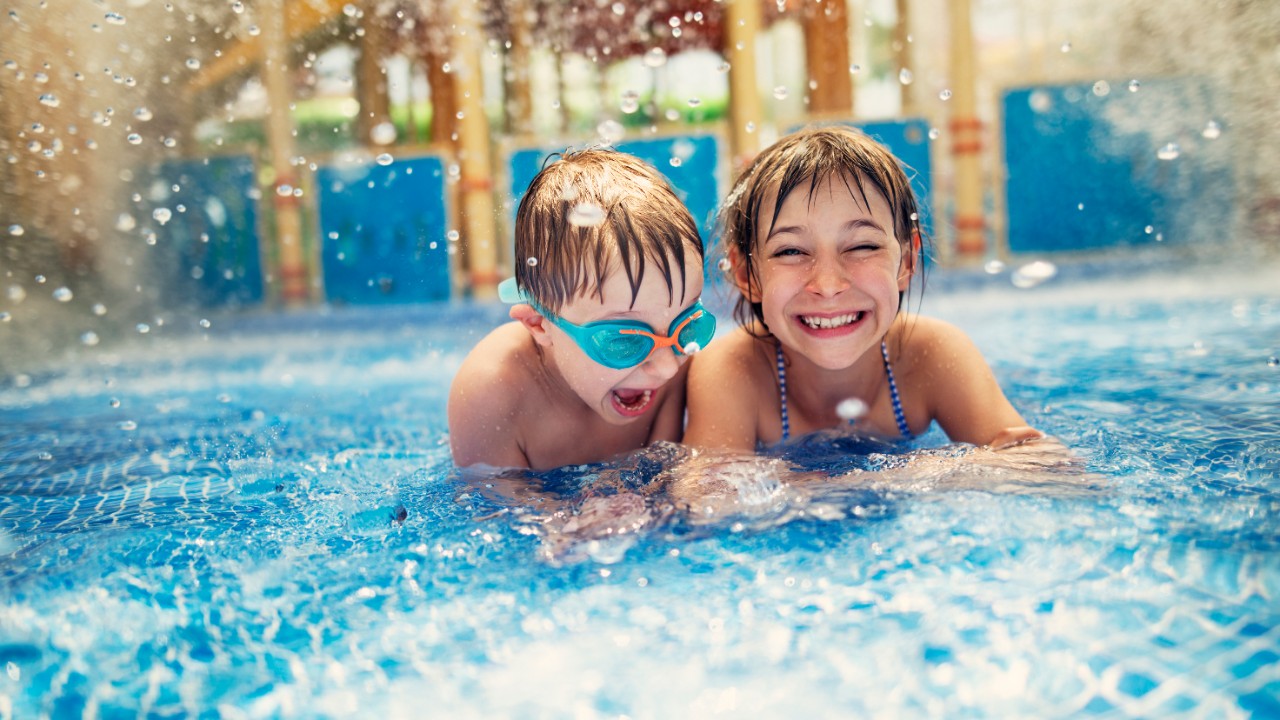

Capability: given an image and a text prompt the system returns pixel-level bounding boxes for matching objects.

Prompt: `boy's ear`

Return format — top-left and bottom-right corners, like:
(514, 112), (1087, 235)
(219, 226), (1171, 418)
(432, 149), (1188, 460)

(727, 247), (762, 303)
(510, 304), (553, 348)
(898, 229), (921, 291)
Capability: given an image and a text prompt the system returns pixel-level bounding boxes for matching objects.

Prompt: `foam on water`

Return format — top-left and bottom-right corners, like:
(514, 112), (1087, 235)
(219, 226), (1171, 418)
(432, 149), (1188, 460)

(2, 266), (1279, 717)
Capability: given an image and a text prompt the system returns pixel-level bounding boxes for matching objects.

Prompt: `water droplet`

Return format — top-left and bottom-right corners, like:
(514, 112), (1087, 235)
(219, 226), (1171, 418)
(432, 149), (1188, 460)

(664, 108), (680, 122)
(247, 25), (259, 36)
(928, 127), (940, 140)
(1077, 202), (1085, 211)
(104, 11), (126, 25)
(37, 452), (53, 461)
(836, 397), (868, 421)
(199, 318), (211, 328)
(983, 259), (1006, 274)
(717, 258), (731, 272)
(375, 153), (393, 166)
(80, 331), (100, 346)
(115, 213), (136, 231)
(38, 93), (58, 107)
(909, 212), (919, 222)
(1202, 120), (1221, 140)
(1157, 142), (1180, 161)
(217, 393), (232, 402)
(669, 156), (683, 168)
(772, 85), (788, 100)
(1060, 41), (1072, 53)
(526, 257), (538, 267)
(126, 133), (142, 145)
(133, 107), (153, 122)
(848, 64), (861, 74)
(118, 420), (137, 431)
(92, 302), (107, 315)
(13, 374), (31, 388)
(938, 89), (952, 101)
(185, 58), (201, 70)
(152, 208), (172, 225)
(0, 312), (10, 322)
(163, 137), (177, 148)
(8, 285), (26, 302)
(110, 397), (120, 408)
(611, 2), (625, 15)
(231, 1), (244, 13)
(369, 121), (396, 145)
(568, 202), (606, 227)
(642, 48), (667, 68)
(136, 323), (150, 334)
(717, 61), (731, 73)
(596, 119), (625, 145)
(898, 68), (914, 85)
(447, 229), (460, 242)
(1011, 260), (1057, 289)
(8, 224), (23, 236)
(619, 90), (640, 114)
(52, 286), (73, 302)
(687, 97), (701, 107)
(1268, 357), (1279, 367)
(745, 121), (755, 133)
(1128, 79), (1140, 93)
(1092, 80), (1110, 97)
(681, 341), (701, 355)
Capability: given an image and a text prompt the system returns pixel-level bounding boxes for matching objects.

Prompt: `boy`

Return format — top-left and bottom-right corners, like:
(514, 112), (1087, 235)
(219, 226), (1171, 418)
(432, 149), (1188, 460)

(448, 149), (715, 470)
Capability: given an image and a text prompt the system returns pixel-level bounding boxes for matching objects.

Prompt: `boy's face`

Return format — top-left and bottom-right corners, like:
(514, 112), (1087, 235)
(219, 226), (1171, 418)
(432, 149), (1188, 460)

(743, 173), (912, 371)
(542, 248), (704, 425)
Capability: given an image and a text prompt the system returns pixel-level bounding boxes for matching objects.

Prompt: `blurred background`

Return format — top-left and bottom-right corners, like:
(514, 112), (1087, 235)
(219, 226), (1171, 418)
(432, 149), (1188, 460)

(2, 0), (1278, 375)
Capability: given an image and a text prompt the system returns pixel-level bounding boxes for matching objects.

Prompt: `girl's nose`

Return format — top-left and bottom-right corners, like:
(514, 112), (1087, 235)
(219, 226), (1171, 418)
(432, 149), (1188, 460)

(806, 258), (850, 297)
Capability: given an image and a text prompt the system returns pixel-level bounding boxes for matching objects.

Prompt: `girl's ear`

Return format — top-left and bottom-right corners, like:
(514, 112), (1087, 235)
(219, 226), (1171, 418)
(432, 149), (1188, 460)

(898, 228), (921, 291)
(728, 247), (762, 302)
(510, 304), (553, 348)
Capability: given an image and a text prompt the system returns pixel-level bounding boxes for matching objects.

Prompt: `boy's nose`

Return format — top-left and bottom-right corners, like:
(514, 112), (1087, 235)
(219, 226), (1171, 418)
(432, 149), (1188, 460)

(640, 344), (682, 382)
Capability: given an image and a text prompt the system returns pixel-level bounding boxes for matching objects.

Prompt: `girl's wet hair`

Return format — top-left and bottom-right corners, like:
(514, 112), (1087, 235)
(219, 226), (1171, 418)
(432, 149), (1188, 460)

(719, 125), (927, 336)
(513, 148), (704, 315)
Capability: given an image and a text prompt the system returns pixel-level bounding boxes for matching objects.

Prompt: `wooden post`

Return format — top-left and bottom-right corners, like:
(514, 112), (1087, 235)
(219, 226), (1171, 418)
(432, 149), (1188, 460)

(449, 0), (499, 299)
(261, 0), (311, 304)
(894, 0), (915, 116)
(803, 0), (853, 116)
(506, 0), (535, 137)
(948, 0), (985, 258)
(356, 18), (392, 145)
(725, 0), (763, 174)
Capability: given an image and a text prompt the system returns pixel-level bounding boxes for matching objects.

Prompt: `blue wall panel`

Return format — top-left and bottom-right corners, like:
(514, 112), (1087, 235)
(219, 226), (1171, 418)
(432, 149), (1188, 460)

(151, 155), (263, 307)
(1003, 79), (1234, 253)
(316, 155), (451, 304)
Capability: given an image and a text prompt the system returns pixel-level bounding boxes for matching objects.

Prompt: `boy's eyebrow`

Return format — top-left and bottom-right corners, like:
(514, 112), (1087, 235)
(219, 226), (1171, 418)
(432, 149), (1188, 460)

(765, 217), (886, 243)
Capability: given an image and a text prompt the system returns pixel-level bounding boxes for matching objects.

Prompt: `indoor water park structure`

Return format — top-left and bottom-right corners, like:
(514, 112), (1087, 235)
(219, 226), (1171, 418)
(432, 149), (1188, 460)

(1, 0), (1278, 716)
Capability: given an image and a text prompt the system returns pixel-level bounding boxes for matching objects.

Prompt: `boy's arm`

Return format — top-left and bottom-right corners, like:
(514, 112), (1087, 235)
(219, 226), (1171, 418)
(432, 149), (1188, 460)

(447, 359), (530, 470)
(683, 335), (761, 452)
(913, 318), (1042, 448)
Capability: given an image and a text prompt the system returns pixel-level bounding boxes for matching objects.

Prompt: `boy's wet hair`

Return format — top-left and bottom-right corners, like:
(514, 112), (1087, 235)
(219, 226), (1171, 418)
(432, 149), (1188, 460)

(513, 148), (704, 315)
(720, 125), (926, 336)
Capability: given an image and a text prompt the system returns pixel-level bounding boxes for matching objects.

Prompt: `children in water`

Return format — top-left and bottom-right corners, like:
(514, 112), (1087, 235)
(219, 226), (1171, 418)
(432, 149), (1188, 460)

(448, 148), (715, 470)
(684, 125), (1045, 452)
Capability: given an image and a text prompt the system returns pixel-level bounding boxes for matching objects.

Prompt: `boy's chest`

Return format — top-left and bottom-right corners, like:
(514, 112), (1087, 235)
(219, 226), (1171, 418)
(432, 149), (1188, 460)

(521, 408), (657, 469)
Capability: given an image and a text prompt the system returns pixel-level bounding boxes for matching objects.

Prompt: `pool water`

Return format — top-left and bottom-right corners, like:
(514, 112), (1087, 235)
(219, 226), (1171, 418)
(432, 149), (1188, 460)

(2, 266), (1278, 717)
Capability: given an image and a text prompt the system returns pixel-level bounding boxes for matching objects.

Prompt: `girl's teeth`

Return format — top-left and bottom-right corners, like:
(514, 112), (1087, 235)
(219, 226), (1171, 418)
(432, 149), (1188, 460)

(802, 312), (861, 329)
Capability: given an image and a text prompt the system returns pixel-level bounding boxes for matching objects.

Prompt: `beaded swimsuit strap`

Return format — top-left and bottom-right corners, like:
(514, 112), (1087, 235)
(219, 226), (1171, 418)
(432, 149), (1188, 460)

(775, 340), (913, 442)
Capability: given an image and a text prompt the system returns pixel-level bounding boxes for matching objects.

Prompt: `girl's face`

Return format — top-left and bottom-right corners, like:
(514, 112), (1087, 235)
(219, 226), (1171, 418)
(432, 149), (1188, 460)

(742, 173), (913, 371)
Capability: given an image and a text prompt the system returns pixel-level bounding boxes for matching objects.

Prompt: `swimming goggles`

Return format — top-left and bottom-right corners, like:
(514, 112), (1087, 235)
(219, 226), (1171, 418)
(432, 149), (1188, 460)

(499, 277), (716, 370)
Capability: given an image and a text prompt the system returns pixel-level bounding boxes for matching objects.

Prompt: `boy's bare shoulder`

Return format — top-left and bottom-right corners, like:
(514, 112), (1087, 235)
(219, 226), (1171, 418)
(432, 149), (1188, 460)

(450, 323), (542, 416)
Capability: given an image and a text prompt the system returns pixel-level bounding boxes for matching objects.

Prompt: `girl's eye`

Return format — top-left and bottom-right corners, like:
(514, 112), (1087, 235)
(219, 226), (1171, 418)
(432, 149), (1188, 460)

(772, 247), (804, 258)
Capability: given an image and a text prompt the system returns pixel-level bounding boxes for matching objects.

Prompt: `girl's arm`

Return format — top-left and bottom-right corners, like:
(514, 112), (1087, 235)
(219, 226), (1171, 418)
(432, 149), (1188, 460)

(910, 317), (1042, 448)
(683, 333), (763, 452)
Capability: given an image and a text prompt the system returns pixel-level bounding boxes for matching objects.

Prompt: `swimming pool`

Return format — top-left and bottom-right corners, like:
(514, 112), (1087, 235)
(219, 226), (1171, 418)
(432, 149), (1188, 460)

(2, 261), (1278, 717)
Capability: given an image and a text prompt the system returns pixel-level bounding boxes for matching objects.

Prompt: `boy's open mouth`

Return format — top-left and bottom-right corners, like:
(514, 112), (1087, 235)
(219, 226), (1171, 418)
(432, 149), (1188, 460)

(798, 311), (865, 331)
(610, 388), (654, 417)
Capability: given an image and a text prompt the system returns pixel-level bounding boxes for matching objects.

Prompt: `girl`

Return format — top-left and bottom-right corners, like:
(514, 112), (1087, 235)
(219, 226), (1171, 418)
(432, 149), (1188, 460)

(685, 125), (1044, 451)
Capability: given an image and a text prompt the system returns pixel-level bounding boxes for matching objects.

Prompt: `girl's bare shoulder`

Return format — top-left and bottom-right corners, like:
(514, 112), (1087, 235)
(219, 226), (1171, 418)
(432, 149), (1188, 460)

(693, 326), (774, 377)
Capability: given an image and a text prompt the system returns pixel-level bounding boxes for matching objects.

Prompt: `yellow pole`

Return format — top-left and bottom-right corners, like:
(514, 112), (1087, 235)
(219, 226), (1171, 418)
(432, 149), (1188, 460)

(261, 0), (311, 304)
(450, 0), (499, 299)
(803, 0), (853, 117)
(948, 0), (985, 258)
(726, 0), (763, 174)
(507, 0), (535, 137)
(894, 0), (915, 116)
